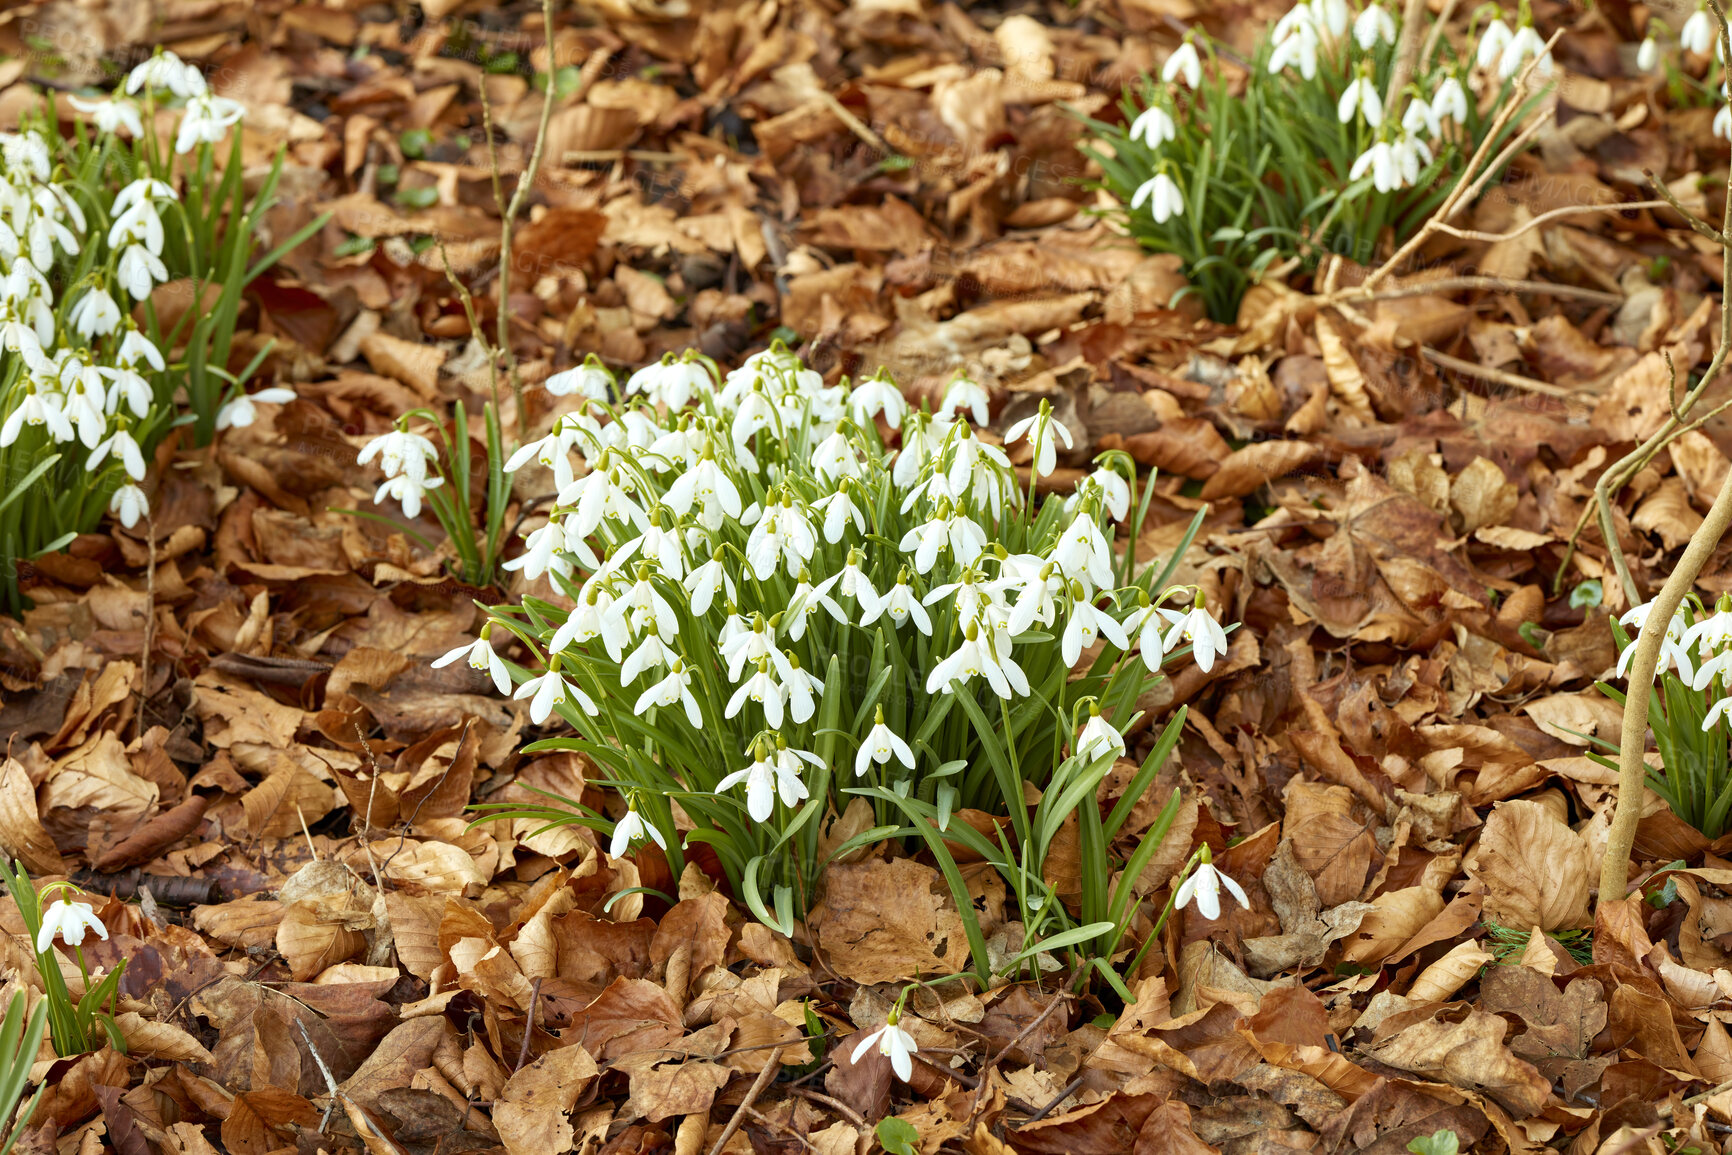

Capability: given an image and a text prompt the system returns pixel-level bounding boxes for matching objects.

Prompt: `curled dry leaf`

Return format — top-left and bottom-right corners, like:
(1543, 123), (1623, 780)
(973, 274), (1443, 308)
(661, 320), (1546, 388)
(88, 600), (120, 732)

(1315, 313), (1376, 426)
(1336, 887), (1445, 967)
(492, 1044), (599, 1155)
(1448, 456), (1519, 534)
(1364, 1008), (1552, 1118)
(1467, 799), (1592, 931)
(1406, 939), (1495, 1003)
(1198, 440), (1322, 501)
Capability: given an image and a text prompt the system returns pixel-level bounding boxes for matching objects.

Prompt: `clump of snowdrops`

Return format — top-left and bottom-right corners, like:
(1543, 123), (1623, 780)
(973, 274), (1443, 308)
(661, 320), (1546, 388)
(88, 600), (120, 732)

(0, 49), (323, 612)
(1636, 1), (1732, 136)
(1586, 596), (1732, 838)
(0, 861), (122, 1057)
(437, 345), (1227, 984)
(1086, 0), (1550, 321)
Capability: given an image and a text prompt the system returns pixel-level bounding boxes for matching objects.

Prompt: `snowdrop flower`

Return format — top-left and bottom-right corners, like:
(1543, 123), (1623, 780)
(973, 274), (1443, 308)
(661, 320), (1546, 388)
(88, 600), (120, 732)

(1683, 6), (1715, 55)
(927, 618), (1028, 699)
(866, 572), (933, 634)
(852, 1012), (919, 1083)
(0, 132), (49, 180)
(502, 521), (574, 582)
(773, 745), (818, 806)
(617, 565), (680, 641)
(544, 361), (614, 407)
(665, 447), (743, 529)
(731, 381), (780, 448)
(1717, 103), (1732, 143)
(0, 389), (73, 446)
(36, 899), (107, 953)
(620, 632), (676, 684)
(1004, 559), (1061, 634)
(1499, 24), (1551, 78)
(1061, 582), (1131, 667)
(1076, 704), (1126, 764)
(609, 805), (666, 858)
(1162, 40), (1202, 88)
(1316, 0), (1351, 38)
(359, 427), (441, 485)
(560, 462), (649, 538)
(175, 93), (245, 154)
(1686, 603), (1732, 685)
(636, 658), (704, 727)
(1637, 34), (1660, 71)
(1391, 129), (1433, 186)
(1268, 18), (1320, 77)
(68, 95), (143, 137)
(127, 50), (206, 98)
(88, 428), (146, 480)
(1354, 3), (1396, 48)
(1175, 853), (1251, 921)
(786, 573), (845, 641)
(628, 356), (712, 409)
(727, 659), (790, 727)
(1131, 171), (1185, 224)
(69, 286), (121, 339)
(856, 706), (916, 777)
(893, 411), (950, 489)
(1130, 104), (1177, 148)
(1476, 17), (1513, 69)
(849, 375), (908, 429)
(374, 473), (442, 520)
(836, 549), (880, 617)
(1431, 76), (1469, 124)
(812, 479), (867, 543)
(1085, 466), (1132, 521)
(684, 550), (736, 616)
(939, 374), (991, 426)
(1350, 139), (1399, 193)
(215, 386), (295, 431)
(1402, 95), (1439, 139)
(102, 365), (152, 418)
(1338, 76), (1383, 127)
(718, 740), (815, 821)
(746, 498), (818, 579)
(1052, 508), (1115, 590)
(114, 328), (163, 373)
(1004, 403), (1074, 478)
(432, 636), (512, 695)
(813, 428), (863, 483)
(109, 483), (149, 529)
(1617, 601), (1695, 683)
(515, 669), (597, 724)
(1160, 593), (1230, 673)
(117, 244), (169, 300)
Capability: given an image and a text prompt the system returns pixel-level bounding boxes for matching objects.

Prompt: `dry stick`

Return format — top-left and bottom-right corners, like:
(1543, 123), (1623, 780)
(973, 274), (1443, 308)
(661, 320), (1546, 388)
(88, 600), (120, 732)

(1365, 276), (1625, 305)
(706, 1046), (783, 1155)
(1428, 199), (1670, 244)
(1384, 0), (1433, 117)
(1419, 0), (1462, 69)
(1419, 346), (1578, 398)
(1601, 466), (1732, 903)
(494, 0), (560, 413)
(962, 991), (1071, 1131)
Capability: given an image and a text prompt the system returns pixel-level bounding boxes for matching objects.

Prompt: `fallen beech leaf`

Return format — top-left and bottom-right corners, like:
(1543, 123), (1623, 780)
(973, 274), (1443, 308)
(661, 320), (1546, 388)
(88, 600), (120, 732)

(114, 1012), (216, 1064)
(811, 857), (973, 984)
(0, 756), (64, 874)
(493, 1044), (599, 1155)
(1315, 313), (1375, 425)
(1467, 799), (1592, 931)
(1336, 887), (1445, 966)
(1633, 477), (1704, 549)
(1199, 440), (1321, 501)
(1364, 1008), (1551, 1118)
(1406, 940), (1494, 1002)
(1449, 456), (1518, 534)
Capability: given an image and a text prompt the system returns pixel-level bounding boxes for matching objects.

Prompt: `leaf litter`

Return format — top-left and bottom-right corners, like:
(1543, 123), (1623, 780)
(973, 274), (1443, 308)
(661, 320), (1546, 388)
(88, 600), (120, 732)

(7, 0), (1732, 1151)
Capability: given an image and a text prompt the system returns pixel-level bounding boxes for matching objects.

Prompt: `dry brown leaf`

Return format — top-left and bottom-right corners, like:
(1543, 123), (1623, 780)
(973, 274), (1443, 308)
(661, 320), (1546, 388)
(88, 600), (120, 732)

(1336, 887), (1446, 966)
(1633, 477), (1704, 549)
(1198, 440), (1321, 501)
(1467, 799), (1591, 931)
(1315, 313), (1375, 425)
(1364, 1008), (1551, 1118)
(812, 857), (972, 984)
(1449, 456), (1518, 534)
(492, 1044), (598, 1155)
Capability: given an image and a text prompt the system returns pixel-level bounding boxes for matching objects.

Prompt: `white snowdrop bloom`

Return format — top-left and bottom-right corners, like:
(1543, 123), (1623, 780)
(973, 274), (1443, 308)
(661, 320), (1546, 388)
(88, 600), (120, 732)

(1131, 172), (1185, 223)
(631, 518), (686, 580)
(108, 482), (149, 529)
(1129, 104), (1176, 148)
(559, 463), (649, 538)
(1337, 76), (1383, 127)
(1617, 601), (1695, 683)
(505, 417), (588, 491)
(1003, 405), (1073, 477)
(772, 745), (817, 807)
(727, 659), (790, 728)
(609, 805), (665, 858)
(939, 375), (991, 426)
(1162, 40), (1202, 88)
(1718, 103), (1732, 142)
(69, 95), (143, 137)
(852, 1015), (919, 1082)
(515, 669), (597, 724)
(1402, 96), (1439, 139)
(1061, 584), (1131, 667)
(924, 568), (996, 626)
(101, 365), (152, 419)
(836, 550), (881, 618)
(1684, 7), (1716, 55)
(1082, 467), (1132, 521)
(1175, 859), (1251, 921)
(1499, 24), (1551, 78)
(866, 573), (934, 634)
(0, 132), (50, 180)
(786, 573), (845, 641)
(0, 389), (73, 445)
(811, 481), (867, 543)
(117, 328), (164, 371)
(117, 244), (169, 300)
(1637, 35), (1659, 71)
(552, 588), (630, 662)
(780, 654), (823, 724)
(1160, 598), (1230, 673)
(717, 744), (786, 822)
(1315, 0), (1350, 37)
(1685, 607), (1732, 680)
(113, 201), (168, 254)
(901, 508), (954, 574)
(502, 521), (574, 583)
(1431, 76), (1469, 123)
(745, 499), (817, 579)
(36, 899), (108, 953)
(723, 614), (781, 681)
(620, 632), (676, 684)
(175, 93), (245, 154)
(683, 550), (735, 616)
(214, 386), (294, 431)
(358, 427), (440, 485)
(618, 565), (680, 641)
(1705, 694), (1732, 731)
(1273, 2), (1316, 42)
(88, 428), (146, 481)
(1268, 18), (1320, 77)
(113, 178), (175, 218)
(1390, 130), (1432, 187)
(127, 50), (206, 98)
(1131, 598), (1172, 671)
(544, 362), (613, 408)
(69, 287), (121, 339)
(856, 706), (916, 777)
(1476, 17), (1513, 68)
(849, 376), (909, 429)
(628, 357), (712, 409)
(1004, 559), (1061, 634)
(664, 449), (744, 528)
(1077, 707), (1126, 765)
(636, 658), (704, 726)
(432, 636), (512, 696)
(732, 384), (781, 450)
(1053, 510), (1116, 590)
(927, 619), (1029, 699)
(1350, 140), (1400, 193)
(893, 411), (951, 489)
(813, 428), (863, 482)
(1354, 3), (1396, 48)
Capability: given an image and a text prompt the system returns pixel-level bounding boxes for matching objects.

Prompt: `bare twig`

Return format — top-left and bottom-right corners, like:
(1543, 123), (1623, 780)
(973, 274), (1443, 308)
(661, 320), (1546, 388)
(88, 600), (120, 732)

(1428, 199), (1669, 244)
(296, 1019), (342, 1131)
(1366, 276), (1625, 305)
(136, 513), (156, 741)
(708, 1047), (784, 1155)
(963, 991), (1070, 1131)
(1384, 0), (1433, 116)
(1419, 346), (1578, 398)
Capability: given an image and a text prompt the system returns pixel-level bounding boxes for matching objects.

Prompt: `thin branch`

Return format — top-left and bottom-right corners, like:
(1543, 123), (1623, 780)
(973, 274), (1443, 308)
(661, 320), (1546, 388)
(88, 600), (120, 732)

(1365, 276), (1624, 305)
(1384, 0), (1432, 116)
(1419, 346), (1577, 398)
(707, 1046), (783, 1155)
(1645, 168), (1728, 245)
(1428, 199), (1669, 244)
